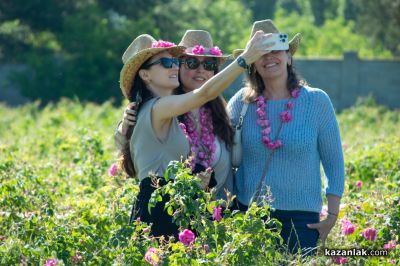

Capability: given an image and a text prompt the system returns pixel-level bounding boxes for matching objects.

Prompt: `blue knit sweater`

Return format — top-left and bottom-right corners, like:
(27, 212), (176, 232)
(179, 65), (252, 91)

(227, 86), (345, 213)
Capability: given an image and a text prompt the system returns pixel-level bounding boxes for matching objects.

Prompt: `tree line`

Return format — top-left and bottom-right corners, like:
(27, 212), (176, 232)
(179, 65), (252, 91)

(0, 0), (398, 104)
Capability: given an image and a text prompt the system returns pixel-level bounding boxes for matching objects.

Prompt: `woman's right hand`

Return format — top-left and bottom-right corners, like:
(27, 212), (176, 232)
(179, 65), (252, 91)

(119, 102), (137, 136)
(241, 31), (275, 65)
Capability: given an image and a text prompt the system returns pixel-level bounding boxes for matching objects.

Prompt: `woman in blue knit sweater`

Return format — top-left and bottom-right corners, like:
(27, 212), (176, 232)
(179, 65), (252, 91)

(229, 20), (345, 254)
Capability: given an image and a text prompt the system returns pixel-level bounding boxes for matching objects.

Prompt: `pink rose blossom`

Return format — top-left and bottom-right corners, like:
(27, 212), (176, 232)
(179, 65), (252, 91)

(340, 218), (356, 235)
(151, 40), (176, 48)
(332, 256), (348, 264)
(44, 259), (58, 266)
(209, 46), (222, 56)
(363, 227), (377, 241)
(144, 247), (160, 266)
(212, 206), (223, 222)
(179, 229), (196, 246)
(71, 251), (83, 264)
(192, 45), (205, 55)
(356, 181), (363, 188)
(383, 240), (397, 250)
(108, 163), (118, 176)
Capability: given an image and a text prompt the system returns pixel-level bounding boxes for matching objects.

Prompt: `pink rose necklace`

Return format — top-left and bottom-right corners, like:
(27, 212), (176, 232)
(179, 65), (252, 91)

(179, 107), (216, 170)
(256, 88), (300, 150)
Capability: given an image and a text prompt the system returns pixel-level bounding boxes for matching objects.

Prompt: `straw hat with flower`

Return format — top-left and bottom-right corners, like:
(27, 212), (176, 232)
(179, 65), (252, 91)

(120, 34), (184, 99)
(179, 30), (230, 63)
(232, 19), (301, 58)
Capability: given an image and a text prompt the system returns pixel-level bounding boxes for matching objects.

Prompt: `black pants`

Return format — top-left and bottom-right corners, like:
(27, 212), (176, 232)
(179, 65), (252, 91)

(233, 200), (319, 255)
(131, 177), (178, 238)
(130, 164), (216, 238)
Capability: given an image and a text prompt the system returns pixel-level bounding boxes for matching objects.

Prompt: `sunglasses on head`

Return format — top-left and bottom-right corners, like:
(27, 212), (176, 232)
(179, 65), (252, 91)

(144, 57), (180, 69)
(180, 57), (218, 71)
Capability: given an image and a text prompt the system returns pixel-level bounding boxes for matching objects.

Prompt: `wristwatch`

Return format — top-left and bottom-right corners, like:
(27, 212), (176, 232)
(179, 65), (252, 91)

(236, 56), (249, 70)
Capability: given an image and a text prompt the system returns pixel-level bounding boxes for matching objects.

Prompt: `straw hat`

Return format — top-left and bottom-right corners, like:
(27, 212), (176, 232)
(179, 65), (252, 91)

(119, 34), (184, 98)
(232, 19), (301, 58)
(179, 30), (230, 62)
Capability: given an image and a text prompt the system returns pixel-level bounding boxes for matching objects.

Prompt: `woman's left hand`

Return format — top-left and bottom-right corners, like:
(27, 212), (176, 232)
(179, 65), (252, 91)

(307, 215), (338, 247)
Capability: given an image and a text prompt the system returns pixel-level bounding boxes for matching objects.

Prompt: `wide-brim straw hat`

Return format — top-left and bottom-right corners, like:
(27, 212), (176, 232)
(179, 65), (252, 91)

(179, 30), (230, 63)
(232, 19), (301, 59)
(120, 34), (185, 98)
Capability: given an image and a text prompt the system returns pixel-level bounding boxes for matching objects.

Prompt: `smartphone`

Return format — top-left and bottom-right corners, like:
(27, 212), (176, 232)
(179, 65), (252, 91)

(264, 33), (289, 51)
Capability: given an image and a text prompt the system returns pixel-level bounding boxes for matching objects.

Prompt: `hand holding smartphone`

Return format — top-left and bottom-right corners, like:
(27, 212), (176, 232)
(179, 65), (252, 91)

(263, 33), (289, 51)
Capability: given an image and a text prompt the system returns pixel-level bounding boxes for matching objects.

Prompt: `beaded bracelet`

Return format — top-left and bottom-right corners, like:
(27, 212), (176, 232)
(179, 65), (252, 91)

(328, 211), (339, 217)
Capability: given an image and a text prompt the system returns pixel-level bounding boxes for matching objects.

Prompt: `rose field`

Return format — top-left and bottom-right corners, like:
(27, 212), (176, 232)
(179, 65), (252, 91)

(0, 98), (399, 265)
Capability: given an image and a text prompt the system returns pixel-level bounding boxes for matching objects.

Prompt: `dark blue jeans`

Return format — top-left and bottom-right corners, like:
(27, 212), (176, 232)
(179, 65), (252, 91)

(234, 200), (319, 255)
(270, 209), (320, 255)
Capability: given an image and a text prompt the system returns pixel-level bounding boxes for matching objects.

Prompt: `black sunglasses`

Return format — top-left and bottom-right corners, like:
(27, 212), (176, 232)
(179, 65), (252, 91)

(144, 57), (180, 69)
(180, 57), (218, 71)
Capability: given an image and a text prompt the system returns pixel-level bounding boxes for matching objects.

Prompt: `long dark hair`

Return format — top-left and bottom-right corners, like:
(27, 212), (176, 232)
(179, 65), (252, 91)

(175, 62), (234, 148)
(119, 61), (154, 178)
(243, 54), (307, 103)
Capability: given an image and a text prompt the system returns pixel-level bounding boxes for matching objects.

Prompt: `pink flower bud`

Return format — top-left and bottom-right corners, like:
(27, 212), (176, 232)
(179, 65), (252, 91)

(108, 163), (118, 176)
(363, 227), (377, 241)
(356, 181), (363, 188)
(212, 206), (222, 222)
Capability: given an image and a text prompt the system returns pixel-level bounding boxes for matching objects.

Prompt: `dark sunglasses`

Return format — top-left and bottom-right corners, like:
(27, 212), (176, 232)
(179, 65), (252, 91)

(180, 57), (218, 71)
(144, 57), (180, 69)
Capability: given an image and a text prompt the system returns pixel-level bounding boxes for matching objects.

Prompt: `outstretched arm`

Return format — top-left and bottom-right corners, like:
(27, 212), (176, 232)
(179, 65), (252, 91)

(152, 31), (274, 122)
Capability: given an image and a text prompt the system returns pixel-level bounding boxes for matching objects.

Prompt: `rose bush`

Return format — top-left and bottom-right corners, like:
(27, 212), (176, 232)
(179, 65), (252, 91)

(0, 98), (398, 265)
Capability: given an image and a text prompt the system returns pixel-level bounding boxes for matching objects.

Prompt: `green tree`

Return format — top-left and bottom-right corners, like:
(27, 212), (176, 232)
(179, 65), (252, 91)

(243, 0), (277, 21)
(274, 8), (392, 58)
(352, 0), (400, 56)
(4, 0), (252, 104)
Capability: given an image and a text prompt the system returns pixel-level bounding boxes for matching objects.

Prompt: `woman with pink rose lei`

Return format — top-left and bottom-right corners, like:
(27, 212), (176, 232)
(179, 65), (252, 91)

(116, 31), (235, 200)
(116, 30), (274, 237)
(228, 20), (345, 255)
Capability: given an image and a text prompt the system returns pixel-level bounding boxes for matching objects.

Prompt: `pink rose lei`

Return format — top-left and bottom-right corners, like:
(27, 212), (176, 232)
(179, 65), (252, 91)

(256, 88), (300, 150)
(151, 40), (176, 48)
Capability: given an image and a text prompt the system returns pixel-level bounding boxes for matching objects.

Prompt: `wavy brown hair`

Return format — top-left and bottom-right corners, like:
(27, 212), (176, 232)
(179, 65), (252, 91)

(242, 54), (307, 103)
